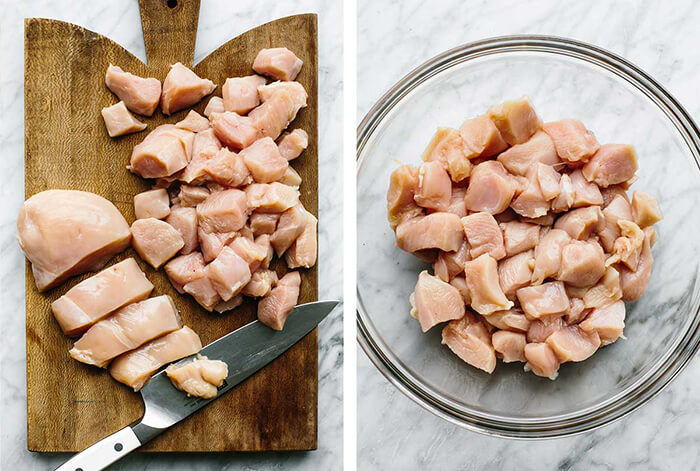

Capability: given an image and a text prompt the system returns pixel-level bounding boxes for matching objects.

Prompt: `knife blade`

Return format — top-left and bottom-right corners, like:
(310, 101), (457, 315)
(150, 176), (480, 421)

(55, 299), (341, 471)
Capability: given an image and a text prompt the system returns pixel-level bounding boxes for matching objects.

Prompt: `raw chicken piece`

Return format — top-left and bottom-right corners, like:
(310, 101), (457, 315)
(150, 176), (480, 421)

(183, 275), (221, 311)
(198, 229), (236, 262)
(542, 119), (600, 164)
(258, 81), (308, 115)
(631, 191), (662, 228)
(458, 114), (508, 159)
(255, 234), (274, 269)
(619, 227), (654, 301)
(240, 137), (288, 183)
(524, 343), (560, 379)
(570, 169), (603, 207)
(601, 184), (629, 207)
(222, 75), (266, 114)
(551, 173), (575, 212)
(201, 147), (252, 188)
(270, 204), (306, 255)
(191, 128), (222, 161)
(214, 295), (244, 313)
(579, 300), (626, 345)
(207, 246), (251, 301)
(166, 207), (198, 255)
(606, 220), (644, 270)
(229, 236), (268, 272)
(546, 325), (601, 362)
(414, 161), (452, 211)
(441, 313), (497, 373)
(488, 98), (540, 145)
(522, 213), (555, 226)
(245, 182), (300, 213)
(497, 131), (560, 176)
(492, 330), (526, 362)
(527, 316), (565, 343)
(598, 195), (633, 252)
(250, 212), (281, 236)
(464, 161), (516, 214)
(101, 101), (147, 137)
(175, 110), (210, 133)
(285, 209), (318, 269)
(253, 47), (303, 81)
(582, 266), (622, 309)
(464, 254), (514, 315)
(131, 218), (184, 269)
(242, 269), (278, 297)
(510, 169), (549, 218)
(409, 271), (465, 332)
(196, 189), (248, 233)
(51, 258), (153, 336)
(449, 276), (471, 304)
(249, 90), (299, 141)
(257, 271), (301, 330)
(17, 190), (131, 291)
(130, 125), (194, 178)
(387, 164), (423, 230)
(501, 221), (540, 256)
(69, 295), (182, 368)
(421, 128), (471, 182)
(483, 308), (531, 332)
(461, 212), (506, 259)
(498, 250), (535, 300)
(209, 111), (259, 150)
(396, 212), (463, 253)
(110, 326), (201, 391)
(558, 240), (606, 288)
(203, 96), (225, 117)
(278, 129), (309, 161)
(565, 297), (588, 324)
(134, 188), (170, 220)
(517, 281), (570, 319)
(434, 239), (470, 281)
(535, 163), (562, 201)
(105, 64), (161, 116)
(446, 187), (467, 218)
(582, 144), (638, 188)
(280, 166), (302, 187)
(531, 229), (571, 285)
(161, 63), (216, 115)
(554, 206), (603, 240)
(166, 355), (228, 399)
(177, 186), (210, 207)
(164, 252), (206, 293)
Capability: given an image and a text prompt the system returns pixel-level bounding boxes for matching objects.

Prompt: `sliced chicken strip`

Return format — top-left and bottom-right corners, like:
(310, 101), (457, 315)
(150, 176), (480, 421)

(441, 312), (497, 373)
(461, 212), (506, 260)
(464, 254), (514, 315)
(517, 281), (570, 319)
(409, 271), (465, 332)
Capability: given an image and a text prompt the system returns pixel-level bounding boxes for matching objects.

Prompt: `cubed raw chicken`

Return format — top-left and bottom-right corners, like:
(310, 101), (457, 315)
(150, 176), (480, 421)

(101, 101), (147, 137)
(497, 131), (560, 176)
(441, 313), (497, 373)
(214, 295), (244, 313)
(166, 207), (198, 254)
(558, 240), (606, 288)
(449, 276), (471, 304)
(51, 258), (153, 336)
(222, 75), (266, 114)
(280, 167), (302, 187)
(250, 212), (280, 236)
(285, 209), (318, 269)
(458, 114), (508, 159)
(531, 229), (571, 285)
(524, 343), (560, 379)
(421, 128), (472, 182)
(178, 185), (210, 207)
(464, 254), (514, 315)
(542, 119), (600, 163)
(166, 355), (228, 399)
(607, 220), (644, 270)
(270, 204), (306, 256)
(601, 184), (629, 207)
(209, 111), (259, 150)
(517, 281), (570, 319)
(196, 189), (248, 233)
(414, 161), (452, 211)
(464, 161), (516, 214)
(536, 163), (562, 201)
(619, 227), (654, 301)
(17, 190), (131, 291)
(387, 164), (422, 230)
(229, 236), (268, 272)
(565, 297), (588, 324)
(433, 239), (470, 281)
(240, 137), (289, 183)
(131, 218), (184, 269)
(245, 182), (300, 213)
(554, 206), (603, 240)
(200, 147), (251, 188)
(134, 188), (170, 220)
(551, 173), (575, 212)
(526, 316), (565, 343)
(278, 129), (309, 161)
(409, 271), (465, 332)
(105, 64), (161, 116)
(256, 234), (274, 269)
(598, 195), (633, 252)
(109, 326), (202, 391)
(510, 169), (549, 218)
(631, 191), (662, 228)
(203, 96), (225, 117)
(69, 295), (182, 368)
(175, 110), (210, 133)
(253, 47), (303, 81)
(492, 330), (527, 363)
(242, 269), (278, 297)
(483, 308), (531, 332)
(500, 221), (540, 257)
(249, 89), (299, 141)
(546, 325), (601, 362)
(130, 125), (194, 178)
(570, 169), (603, 207)
(396, 212), (463, 253)
(164, 252), (206, 293)
(446, 186), (467, 218)
(461, 212), (506, 260)
(488, 98), (540, 145)
(183, 275), (221, 311)
(207, 246), (251, 301)
(161, 62), (216, 115)
(257, 271), (301, 330)
(579, 300), (625, 345)
(197, 228), (236, 262)
(192, 128), (222, 161)
(258, 81), (308, 115)
(498, 250), (535, 300)
(582, 144), (638, 187)
(582, 266), (622, 309)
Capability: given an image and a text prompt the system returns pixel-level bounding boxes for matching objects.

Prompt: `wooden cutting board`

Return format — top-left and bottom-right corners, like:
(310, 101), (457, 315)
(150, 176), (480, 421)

(24, 0), (318, 452)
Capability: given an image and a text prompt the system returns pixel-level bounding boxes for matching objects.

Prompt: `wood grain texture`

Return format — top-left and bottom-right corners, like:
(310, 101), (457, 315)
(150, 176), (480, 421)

(24, 0), (318, 452)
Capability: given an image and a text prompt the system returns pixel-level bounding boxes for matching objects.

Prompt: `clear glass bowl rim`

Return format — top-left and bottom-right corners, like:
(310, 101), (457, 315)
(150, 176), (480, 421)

(356, 34), (700, 439)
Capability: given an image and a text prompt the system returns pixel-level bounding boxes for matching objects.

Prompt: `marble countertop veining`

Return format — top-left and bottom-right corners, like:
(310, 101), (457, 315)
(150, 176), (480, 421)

(0, 0), (343, 469)
(358, 0), (700, 470)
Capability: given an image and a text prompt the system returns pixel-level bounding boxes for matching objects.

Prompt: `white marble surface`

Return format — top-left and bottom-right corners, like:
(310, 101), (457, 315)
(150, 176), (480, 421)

(0, 0), (343, 469)
(358, 0), (700, 469)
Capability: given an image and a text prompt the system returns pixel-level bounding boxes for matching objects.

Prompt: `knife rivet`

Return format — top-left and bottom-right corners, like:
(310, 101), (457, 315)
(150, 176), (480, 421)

(114, 443), (123, 452)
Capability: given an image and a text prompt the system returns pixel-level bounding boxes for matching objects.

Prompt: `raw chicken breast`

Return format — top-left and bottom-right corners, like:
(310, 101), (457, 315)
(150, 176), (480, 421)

(598, 195), (633, 252)
(565, 297), (588, 324)
(462, 212), (506, 260)
(631, 191), (662, 228)
(214, 295), (244, 313)
(250, 212), (280, 236)
(101, 101), (147, 137)
(497, 131), (560, 175)
(203, 96), (225, 117)
(196, 189), (248, 233)
(501, 221), (540, 256)
(464, 161), (516, 214)
(434, 239), (470, 281)
(542, 119), (600, 163)
(510, 169), (549, 218)
(229, 236), (268, 271)
(498, 250), (535, 300)
(183, 275), (221, 312)
(459, 114), (508, 159)
(464, 254), (514, 315)
(175, 110), (210, 133)
(249, 89), (299, 141)
(492, 330), (526, 362)
(483, 308), (531, 332)
(134, 188), (170, 220)
(222, 75), (266, 114)
(601, 184), (629, 207)
(280, 167), (302, 187)
(409, 271), (465, 332)
(441, 313), (497, 373)
(242, 269), (278, 297)
(201, 147), (251, 188)
(197, 229), (236, 262)
(607, 220), (644, 270)
(69, 295), (182, 368)
(449, 276), (471, 304)
(130, 125), (193, 178)
(531, 229), (571, 285)
(551, 173), (575, 212)
(161, 63), (216, 115)
(414, 161), (452, 211)
(387, 164), (422, 230)
(517, 281), (570, 319)
(105, 64), (161, 116)
(164, 252), (206, 293)
(558, 240), (606, 288)
(278, 129), (309, 161)
(245, 182), (300, 213)
(51, 258), (153, 336)
(131, 218), (184, 269)
(554, 206), (603, 240)
(258, 81), (308, 114)
(209, 111), (259, 150)
(421, 128), (471, 182)
(110, 326), (201, 391)
(488, 98), (540, 145)
(524, 343), (560, 379)
(240, 137), (288, 183)
(582, 144), (638, 187)
(582, 266), (622, 309)
(257, 271), (301, 330)
(166, 207), (198, 255)
(285, 209), (318, 269)
(579, 300), (625, 345)
(396, 213), (463, 253)
(191, 128), (222, 161)
(207, 246), (251, 301)
(526, 316), (565, 343)
(570, 169), (603, 207)
(546, 325), (601, 362)
(619, 227), (654, 301)
(536, 163), (562, 201)
(253, 47), (303, 81)
(17, 190), (131, 291)
(166, 355), (228, 399)
(178, 185), (210, 207)
(270, 204), (307, 255)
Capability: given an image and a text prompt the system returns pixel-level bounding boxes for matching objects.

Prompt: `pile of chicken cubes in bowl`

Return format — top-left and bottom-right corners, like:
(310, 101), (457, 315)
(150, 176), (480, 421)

(387, 98), (662, 380)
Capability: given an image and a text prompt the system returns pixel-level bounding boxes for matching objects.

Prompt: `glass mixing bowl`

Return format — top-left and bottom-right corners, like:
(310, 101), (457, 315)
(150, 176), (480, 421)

(357, 35), (700, 438)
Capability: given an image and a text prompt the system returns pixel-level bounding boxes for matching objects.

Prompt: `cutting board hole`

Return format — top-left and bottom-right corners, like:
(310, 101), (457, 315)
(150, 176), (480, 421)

(167, 0), (177, 8)
(75, 468), (83, 471)
(114, 442), (123, 451)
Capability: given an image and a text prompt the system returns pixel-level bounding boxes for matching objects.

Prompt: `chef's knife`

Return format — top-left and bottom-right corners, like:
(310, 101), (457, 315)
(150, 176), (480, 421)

(55, 300), (340, 471)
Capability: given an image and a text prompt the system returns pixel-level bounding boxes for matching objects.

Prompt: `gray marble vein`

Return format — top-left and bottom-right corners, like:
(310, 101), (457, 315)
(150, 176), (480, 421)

(0, 0), (343, 469)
